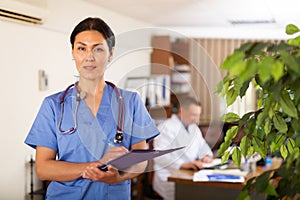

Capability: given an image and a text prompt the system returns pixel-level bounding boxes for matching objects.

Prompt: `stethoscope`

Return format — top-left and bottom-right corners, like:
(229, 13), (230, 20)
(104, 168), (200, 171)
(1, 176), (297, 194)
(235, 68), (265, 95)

(57, 81), (124, 144)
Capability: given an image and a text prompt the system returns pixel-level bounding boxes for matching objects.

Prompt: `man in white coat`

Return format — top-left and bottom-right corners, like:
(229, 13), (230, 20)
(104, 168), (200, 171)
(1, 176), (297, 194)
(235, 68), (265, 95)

(153, 97), (213, 200)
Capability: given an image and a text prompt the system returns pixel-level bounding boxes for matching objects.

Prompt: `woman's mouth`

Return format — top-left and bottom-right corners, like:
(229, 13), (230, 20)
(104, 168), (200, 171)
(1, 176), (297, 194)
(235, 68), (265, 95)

(83, 66), (96, 71)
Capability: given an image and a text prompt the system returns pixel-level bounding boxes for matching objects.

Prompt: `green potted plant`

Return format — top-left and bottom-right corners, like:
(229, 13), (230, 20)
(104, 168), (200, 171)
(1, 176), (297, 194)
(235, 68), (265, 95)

(215, 24), (300, 199)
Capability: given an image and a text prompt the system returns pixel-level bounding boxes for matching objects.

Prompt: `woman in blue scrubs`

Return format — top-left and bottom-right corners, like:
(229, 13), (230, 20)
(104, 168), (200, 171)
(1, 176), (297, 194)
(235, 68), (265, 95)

(25, 17), (159, 199)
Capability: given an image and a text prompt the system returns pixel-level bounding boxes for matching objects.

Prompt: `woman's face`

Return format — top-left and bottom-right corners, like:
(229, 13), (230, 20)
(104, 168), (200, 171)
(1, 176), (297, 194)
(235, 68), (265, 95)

(72, 30), (113, 82)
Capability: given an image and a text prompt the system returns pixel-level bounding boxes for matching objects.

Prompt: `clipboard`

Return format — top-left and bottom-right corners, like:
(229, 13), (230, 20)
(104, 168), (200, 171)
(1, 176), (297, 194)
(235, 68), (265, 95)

(98, 146), (184, 171)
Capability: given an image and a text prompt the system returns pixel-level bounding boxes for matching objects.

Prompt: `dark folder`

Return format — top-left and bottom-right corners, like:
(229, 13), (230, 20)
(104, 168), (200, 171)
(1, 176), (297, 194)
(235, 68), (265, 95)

(98, 146), (184, 171)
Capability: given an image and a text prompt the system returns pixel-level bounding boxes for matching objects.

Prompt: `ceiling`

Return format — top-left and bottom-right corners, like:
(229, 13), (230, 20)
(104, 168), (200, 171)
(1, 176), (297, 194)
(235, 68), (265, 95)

(85, 0), (300, 29)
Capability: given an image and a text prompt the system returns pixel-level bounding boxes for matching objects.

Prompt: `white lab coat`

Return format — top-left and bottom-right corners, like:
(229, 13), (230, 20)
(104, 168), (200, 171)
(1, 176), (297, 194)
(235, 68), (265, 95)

(153, 114), (213, 200)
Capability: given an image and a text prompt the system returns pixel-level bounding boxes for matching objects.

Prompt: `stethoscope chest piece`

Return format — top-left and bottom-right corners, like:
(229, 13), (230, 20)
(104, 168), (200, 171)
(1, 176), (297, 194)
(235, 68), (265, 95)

(114, 131), (124, 144)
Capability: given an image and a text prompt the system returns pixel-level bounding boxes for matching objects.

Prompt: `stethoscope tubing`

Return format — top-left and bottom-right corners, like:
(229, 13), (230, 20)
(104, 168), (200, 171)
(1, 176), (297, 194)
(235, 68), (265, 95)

(57, 81), (124, 144)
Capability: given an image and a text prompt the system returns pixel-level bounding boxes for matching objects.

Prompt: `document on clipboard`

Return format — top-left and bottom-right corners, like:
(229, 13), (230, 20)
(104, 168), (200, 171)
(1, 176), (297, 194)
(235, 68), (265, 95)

(98, 146), (185, 171)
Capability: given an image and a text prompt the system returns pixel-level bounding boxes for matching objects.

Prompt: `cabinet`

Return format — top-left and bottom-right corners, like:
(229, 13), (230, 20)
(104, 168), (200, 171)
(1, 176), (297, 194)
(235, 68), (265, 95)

(151, 36), (191, 112)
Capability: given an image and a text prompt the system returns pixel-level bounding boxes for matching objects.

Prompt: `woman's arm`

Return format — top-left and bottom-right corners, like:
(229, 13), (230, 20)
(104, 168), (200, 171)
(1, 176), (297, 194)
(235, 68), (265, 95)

(36, 146), (94, 181)
(36, 144), (130, 182)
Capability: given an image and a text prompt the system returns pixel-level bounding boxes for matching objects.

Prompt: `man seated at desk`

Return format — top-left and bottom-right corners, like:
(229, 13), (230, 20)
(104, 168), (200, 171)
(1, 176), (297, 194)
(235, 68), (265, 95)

(153, 96), (213, 200)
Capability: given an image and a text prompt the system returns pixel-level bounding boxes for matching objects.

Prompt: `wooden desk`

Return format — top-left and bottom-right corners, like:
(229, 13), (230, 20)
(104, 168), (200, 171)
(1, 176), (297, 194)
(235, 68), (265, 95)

(168, 158), (282, 200)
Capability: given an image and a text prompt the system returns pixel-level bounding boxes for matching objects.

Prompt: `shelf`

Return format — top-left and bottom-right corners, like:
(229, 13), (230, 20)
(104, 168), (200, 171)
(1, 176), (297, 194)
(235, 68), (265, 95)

(151, 36), (192, 111)
(147, 105), (172, 119)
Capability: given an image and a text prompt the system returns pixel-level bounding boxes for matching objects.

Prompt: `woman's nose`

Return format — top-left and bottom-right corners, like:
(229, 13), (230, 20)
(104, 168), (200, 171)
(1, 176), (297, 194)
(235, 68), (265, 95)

(85, 50), (95, 61)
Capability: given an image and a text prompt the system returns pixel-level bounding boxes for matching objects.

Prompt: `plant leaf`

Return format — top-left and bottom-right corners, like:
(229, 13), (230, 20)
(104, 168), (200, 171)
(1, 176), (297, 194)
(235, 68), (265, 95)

(254, 171), (272, 193)
(239, 42), (255, 53)
(286, 24), (300, 35)
(288, 35), (300, 46)
(247, 146), (255, 157)
(248, 42), (270, 55)
(240, 59), (257, 83)
(273, 114), (288, 133)
(229, 60), (247, 77)
(258, 57), (274, 84)
(270, 135), (285, 153)
(225, 126), (239, 142)
(280, 144), (288, 159)
(291, 118), (300, 132)
(279, 91), (298, 118)
(226, 87), (239, 106)
(221, 51), (245, 70)
(215, 75), (230, 96)
(272, 61), (285, 82)
(232, 147), (241, 167)
(264, 118), (272, 135)
(221, 150), (231, 163)
(239, 79), (252, 98)
(280, 50), (300, 75)
(237, 190), (251, 200)
(240, 136), (249, 157)
(264, 183), (278, 197)
(287, 138), (296, 154)
(239, 111), (255, 127)
(252, 137), (266, 157)
(218, 140), (231, 156)
(221, 112), (240, 122)
(256, 112), (266, 127)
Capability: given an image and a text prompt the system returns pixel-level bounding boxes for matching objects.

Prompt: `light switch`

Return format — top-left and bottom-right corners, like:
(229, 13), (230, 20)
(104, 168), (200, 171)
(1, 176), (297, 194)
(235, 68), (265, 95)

(38, 69), (48, 91)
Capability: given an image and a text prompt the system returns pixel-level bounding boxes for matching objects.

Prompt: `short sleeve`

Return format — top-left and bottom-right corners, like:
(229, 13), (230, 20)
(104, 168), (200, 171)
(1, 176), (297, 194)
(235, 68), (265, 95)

(24, 97), (58, 151)
(124, 92), (160, 145)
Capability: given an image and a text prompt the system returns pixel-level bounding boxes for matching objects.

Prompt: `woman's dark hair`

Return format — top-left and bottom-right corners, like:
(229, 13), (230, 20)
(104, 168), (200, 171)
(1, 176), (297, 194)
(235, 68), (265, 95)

(70, 17), (115, 51)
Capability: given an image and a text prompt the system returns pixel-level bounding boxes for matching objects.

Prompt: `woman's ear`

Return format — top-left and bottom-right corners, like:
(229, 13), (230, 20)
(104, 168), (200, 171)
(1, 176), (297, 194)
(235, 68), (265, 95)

(71, 50), (75, 60)
(108, 48), (114, 62)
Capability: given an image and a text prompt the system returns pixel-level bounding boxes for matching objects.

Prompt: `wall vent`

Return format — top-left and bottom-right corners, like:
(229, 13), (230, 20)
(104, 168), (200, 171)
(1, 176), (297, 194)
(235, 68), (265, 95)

(0, 0), (47, 25)
(229, 19), (276, 25)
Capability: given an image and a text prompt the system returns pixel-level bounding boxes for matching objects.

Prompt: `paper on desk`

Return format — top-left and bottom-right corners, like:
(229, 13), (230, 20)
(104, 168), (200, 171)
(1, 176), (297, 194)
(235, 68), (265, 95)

(213, 169), (248, 177)
(193, 170), (245, 183)
(202, 158), (222, 168)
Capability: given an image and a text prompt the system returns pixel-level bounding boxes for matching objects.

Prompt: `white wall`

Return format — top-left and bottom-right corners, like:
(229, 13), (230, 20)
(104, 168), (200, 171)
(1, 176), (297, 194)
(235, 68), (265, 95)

(0, 0), (153, 199)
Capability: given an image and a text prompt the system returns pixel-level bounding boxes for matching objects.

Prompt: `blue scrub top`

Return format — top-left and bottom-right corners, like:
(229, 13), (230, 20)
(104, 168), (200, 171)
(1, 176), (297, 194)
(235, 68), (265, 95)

(25, 83), (160, 200)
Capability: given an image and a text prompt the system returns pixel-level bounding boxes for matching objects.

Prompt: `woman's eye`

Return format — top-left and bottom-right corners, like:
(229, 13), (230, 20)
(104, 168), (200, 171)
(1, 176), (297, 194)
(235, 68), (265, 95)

(94, 47), (103, 52)
(77, 47), (85, 51)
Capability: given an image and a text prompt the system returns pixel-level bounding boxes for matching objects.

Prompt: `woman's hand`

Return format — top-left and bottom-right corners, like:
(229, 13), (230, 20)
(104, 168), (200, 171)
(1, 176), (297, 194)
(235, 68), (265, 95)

(82, 163), (122, 184)
(83, 141), (148, 183)
(82, 146), (128, 183)
(100, 146), (128, 164)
